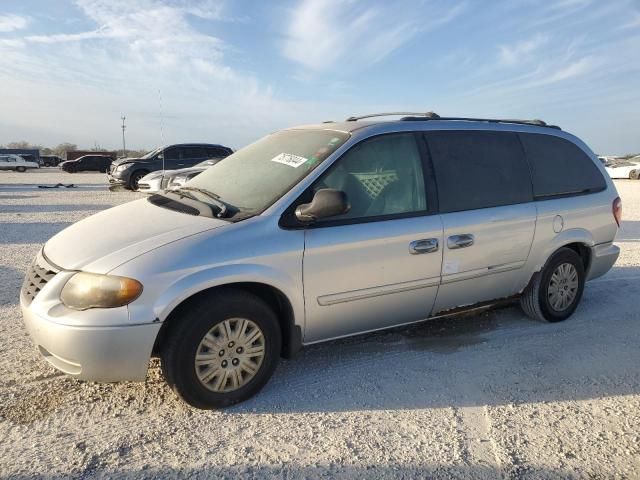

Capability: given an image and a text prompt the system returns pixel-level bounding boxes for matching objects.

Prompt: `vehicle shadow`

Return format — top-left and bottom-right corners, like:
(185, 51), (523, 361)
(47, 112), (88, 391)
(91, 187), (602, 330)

(0, 265), (25, 306)
(227, 263), (640, 413)
(1, 204), (106, 213)
(0, 222), (72, 244)
(5, 464), (587, 479)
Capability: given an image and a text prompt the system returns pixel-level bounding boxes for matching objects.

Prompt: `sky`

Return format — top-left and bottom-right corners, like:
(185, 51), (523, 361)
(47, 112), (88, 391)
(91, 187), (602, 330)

(0, 0), (639, 154)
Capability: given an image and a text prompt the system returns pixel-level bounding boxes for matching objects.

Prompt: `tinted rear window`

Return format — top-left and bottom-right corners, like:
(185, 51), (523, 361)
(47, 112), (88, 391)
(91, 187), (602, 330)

(426, 131), (533, 213)
(519, 133), (606, 198)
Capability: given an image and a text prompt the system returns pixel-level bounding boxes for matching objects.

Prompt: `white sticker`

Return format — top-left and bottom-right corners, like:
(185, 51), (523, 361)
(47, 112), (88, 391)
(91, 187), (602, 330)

(443, 260), (460, 275)
(271, 153), (308, 168)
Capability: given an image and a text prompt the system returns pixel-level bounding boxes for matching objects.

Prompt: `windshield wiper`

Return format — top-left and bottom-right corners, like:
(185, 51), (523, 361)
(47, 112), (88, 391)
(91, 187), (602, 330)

(176, 187), (228, 217)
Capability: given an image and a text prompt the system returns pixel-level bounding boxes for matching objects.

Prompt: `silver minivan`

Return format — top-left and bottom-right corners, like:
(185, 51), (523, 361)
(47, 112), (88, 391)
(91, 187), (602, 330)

(21, 113), (621, 409)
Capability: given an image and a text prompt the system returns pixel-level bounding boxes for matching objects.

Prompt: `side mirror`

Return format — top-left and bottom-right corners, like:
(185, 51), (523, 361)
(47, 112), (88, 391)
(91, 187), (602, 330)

(295, 189), (350, 222)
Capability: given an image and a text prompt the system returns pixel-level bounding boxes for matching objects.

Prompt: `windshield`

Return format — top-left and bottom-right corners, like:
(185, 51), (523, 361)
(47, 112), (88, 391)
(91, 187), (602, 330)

(185, 129), (350, 213)
(141, 147), (163, 159)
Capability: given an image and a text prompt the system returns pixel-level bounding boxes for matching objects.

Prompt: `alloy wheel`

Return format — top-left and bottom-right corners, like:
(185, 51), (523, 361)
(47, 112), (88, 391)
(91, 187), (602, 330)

(547, 262), (579, 311)
(194, 318), (266, 393)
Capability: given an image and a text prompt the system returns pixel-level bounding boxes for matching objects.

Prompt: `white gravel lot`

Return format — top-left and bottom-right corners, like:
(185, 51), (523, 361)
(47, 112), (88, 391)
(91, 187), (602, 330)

(1, 168), (639, 479)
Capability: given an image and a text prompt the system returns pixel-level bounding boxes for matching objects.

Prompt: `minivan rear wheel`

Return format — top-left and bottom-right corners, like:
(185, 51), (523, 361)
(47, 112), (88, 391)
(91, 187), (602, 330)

(520, 247), (585, 322)
(161, 290), (281, 409)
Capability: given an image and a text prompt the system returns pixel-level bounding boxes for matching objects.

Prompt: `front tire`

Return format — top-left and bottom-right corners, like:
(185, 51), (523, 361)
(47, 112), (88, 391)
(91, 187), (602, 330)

(16, 166), (26, 172)
(520, 247), (585, 322)
(161, 290), (281, 409)
(129, 170), (148, 190)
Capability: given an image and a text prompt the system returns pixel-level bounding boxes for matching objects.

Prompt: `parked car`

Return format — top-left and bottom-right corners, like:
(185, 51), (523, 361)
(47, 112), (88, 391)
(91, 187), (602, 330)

(601, 157), (640, 179)
(21, 113), (620, 409)
(0, 153), (39, 172)
(59, 155), (113, 173)
(0, 148), (40, 164)
(40, 155), (64, 167)
(108, 144), (233, 190)
(137, 159), (221, 193)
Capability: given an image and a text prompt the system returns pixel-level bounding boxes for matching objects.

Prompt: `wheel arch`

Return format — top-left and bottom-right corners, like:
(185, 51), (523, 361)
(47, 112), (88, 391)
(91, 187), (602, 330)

(153, 282), (301, 360)
(525, 232), (594, 293)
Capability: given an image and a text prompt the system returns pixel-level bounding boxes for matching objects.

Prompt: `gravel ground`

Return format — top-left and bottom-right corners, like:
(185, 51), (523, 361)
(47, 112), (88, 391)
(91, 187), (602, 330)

(1, 169), (639, 479)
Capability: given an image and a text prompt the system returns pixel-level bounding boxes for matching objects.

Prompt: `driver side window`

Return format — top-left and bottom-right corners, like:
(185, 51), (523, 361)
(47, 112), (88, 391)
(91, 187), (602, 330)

(313, 133), (427, 221)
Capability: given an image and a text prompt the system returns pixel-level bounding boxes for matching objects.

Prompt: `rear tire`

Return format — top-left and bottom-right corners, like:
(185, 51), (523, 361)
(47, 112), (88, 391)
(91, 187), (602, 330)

(520, 247), (585, 322)
(16, 166), (26, 172)
(161, 289), (281, 409)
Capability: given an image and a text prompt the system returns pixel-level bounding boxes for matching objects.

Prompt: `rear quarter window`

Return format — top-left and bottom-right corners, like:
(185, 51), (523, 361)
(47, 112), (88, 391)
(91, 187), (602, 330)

(426, 130), (533, 213)
(519, 133), (606, 199)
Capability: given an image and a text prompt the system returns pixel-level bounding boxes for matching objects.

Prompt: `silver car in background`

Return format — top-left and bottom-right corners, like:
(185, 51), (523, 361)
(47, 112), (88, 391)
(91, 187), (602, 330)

(20, 113), (620, 409)
(137, 159), (221, 193)
(0, 153), (40, 172)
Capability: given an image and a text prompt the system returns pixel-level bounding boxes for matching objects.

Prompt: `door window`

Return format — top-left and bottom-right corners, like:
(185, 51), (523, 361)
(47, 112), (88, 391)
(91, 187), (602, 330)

(312, 133), (427, 221)
(183, 147), (206, 160)
(426, 131), (533, 213)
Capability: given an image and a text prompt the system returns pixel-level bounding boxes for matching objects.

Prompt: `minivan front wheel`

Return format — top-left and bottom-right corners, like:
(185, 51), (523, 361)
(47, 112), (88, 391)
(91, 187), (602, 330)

(520, 247), (585, 322)
(161, 290), (281, 409)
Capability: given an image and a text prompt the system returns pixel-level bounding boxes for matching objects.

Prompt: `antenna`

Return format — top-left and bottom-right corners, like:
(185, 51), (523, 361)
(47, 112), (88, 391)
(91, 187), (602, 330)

(120, 116), (127, 158)
(158, 89), (165, 172)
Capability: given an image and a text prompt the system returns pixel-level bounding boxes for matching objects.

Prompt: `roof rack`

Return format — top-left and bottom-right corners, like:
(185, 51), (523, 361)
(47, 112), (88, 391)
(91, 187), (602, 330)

(345, 112), (440, 122)
(345, 112), (561, 130)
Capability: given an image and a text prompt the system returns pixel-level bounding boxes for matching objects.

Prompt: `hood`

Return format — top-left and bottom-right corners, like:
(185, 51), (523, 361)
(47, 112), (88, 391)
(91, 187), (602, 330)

(112, 157), (145, 167)
(44, 197), (228, 273)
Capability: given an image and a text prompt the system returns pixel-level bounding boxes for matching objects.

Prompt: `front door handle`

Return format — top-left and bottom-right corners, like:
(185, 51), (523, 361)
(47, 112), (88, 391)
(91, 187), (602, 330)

(447, 234), (475, 249)
(409, 238), (439, 255)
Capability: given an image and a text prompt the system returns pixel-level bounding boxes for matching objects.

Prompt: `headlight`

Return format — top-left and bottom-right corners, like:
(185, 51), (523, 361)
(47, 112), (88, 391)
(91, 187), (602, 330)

(115, 164), (130, 172)
(169, 174), (189, 187)
(60, 272), (143, 310)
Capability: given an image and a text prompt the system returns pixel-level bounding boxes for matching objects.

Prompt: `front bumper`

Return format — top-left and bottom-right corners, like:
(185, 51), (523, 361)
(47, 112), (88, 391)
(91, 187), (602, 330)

(107, 173), (128, 186)
(587, 242), (620, 281)
(21, 298), (161, 382)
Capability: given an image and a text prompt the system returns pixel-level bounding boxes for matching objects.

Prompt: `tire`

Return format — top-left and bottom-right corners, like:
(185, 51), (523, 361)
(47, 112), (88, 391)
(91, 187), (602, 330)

(161, 289), (282, 409)
(16, 166), (26, 172)
(129, 170), (148, 190)
(520, 247), (585, 322)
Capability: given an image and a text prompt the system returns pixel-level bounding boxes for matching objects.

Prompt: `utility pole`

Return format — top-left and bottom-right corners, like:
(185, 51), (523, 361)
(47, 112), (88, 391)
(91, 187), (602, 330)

(121, 116), (127, 158)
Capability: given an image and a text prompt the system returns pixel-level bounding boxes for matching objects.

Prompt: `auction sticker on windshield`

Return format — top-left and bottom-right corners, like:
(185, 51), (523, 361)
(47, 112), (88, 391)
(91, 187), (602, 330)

(271, 153), (308, 168)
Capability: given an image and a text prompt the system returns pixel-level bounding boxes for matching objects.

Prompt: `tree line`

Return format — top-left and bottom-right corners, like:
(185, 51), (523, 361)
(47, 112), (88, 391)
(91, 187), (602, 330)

(0, 141), (148, 159)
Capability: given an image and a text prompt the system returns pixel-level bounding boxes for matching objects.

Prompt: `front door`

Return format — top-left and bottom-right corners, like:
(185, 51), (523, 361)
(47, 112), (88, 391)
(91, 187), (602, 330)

(302, 132), (443, 343)
(424, 130), (537, 314)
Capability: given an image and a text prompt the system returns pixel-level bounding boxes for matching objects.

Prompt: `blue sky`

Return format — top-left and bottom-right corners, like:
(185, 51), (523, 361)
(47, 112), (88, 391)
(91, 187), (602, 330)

(0, 0), (639, 154)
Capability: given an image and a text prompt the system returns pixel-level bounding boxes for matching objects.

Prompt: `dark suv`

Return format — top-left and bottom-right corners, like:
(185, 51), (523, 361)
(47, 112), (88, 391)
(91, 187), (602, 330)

(60, 155), (113, 173)
(108, 143), (233, 190)
(41, 155), (64, 167)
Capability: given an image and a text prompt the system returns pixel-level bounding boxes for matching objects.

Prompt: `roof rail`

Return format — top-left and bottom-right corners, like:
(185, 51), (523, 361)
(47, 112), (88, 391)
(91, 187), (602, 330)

(345, 112), (441, 121)
(345, 112), (561, 130)
(400, 116), (560, 130)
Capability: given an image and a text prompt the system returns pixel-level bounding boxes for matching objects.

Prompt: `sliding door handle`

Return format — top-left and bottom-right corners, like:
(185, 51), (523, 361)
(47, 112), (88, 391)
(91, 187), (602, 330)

(409, 238), (439, 255)
(447, 234), (475, 249)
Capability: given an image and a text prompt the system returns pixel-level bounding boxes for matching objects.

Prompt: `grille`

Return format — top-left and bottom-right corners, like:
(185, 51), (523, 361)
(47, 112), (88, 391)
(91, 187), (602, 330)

(21, 255), (59, 305)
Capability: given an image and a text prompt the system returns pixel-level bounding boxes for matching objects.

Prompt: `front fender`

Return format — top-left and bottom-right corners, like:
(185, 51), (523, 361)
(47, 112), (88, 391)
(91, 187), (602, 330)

(150, 263), (304, 327)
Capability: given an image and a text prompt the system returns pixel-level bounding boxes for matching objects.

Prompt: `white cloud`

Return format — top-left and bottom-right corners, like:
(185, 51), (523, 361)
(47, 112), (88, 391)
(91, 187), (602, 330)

(498, 34), (549, 66)
(0, 0), (313, 149)
(282, 0), (465, 71)
(0, 14), (30, 32)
